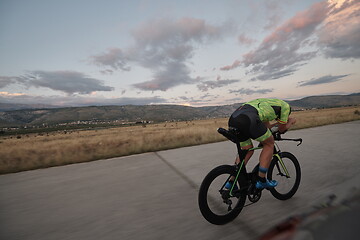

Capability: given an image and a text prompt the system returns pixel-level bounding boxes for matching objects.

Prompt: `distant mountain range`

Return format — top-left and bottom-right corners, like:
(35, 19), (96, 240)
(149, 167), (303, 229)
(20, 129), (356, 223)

(0, 93), (359, 127)
(289, 93), (360, 109)
(0, 103), (55, 111)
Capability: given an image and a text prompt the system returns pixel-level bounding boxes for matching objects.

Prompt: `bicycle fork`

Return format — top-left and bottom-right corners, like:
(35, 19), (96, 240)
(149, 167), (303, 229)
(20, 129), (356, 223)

(273, 150), (291, 178)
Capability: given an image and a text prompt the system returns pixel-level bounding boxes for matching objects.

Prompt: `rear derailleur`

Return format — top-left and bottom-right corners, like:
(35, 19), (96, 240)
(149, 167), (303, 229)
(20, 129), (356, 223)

(220, 189), (233, 211)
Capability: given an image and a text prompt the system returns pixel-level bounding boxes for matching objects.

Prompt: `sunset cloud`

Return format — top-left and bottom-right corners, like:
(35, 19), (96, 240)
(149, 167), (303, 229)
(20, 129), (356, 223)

(238, 34), (256, 45)
(241, 1), (329, 81)
(197, 79), (240, 92)
(221, 0), (359, 83)
(298, 74), (350, 86)
(91, 17), (234, 91)
(173, 93), (218, 106)
(220, 1), (329, 76)
(1, 71), (114, 95)
(220, 60), (241, 71)
(228, 88), (273, 95)
(318, 0), (360, 59)
(0, 76), (21, 88)
(133, 62), (194, 91)
(90, 48), (131, 71)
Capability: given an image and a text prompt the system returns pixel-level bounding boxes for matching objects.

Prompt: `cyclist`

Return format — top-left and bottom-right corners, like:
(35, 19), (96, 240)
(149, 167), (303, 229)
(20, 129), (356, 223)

(225, 98), (296, 190)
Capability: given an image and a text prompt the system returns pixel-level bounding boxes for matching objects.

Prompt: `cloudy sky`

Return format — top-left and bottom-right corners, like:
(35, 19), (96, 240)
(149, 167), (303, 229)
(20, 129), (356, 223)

(0, 0), (359, 107)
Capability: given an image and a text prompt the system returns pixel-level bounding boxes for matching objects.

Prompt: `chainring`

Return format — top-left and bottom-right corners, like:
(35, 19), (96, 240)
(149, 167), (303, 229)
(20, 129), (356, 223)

(248, 186), (262, 203)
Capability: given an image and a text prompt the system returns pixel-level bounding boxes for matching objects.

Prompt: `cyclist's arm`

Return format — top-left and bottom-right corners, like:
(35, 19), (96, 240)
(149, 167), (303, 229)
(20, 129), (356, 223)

(277, 103), (290, 124)
(276, 101), (294, 133)
(278, 117), (296, 133)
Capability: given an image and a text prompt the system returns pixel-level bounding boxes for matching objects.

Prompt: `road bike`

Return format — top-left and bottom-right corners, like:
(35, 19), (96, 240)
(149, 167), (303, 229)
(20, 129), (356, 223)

(198, 127), (302, 225)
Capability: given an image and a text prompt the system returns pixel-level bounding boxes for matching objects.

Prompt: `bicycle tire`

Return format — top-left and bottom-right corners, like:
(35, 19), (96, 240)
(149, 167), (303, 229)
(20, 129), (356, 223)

(198, 165), (247, 225)
(268, 152), (301, 200)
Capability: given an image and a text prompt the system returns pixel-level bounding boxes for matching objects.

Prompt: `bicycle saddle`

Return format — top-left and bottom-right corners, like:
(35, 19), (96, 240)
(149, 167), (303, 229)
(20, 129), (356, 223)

(217, 128), (239, 143)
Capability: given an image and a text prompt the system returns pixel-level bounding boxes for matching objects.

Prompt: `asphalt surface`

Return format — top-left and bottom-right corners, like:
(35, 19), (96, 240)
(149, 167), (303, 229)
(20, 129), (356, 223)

(1, 121), (360, 240)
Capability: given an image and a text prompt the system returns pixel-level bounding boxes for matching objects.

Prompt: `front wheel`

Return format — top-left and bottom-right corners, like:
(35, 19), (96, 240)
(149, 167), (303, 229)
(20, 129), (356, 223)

(198, 165), (247, 225)
(268, 152), (301, 200)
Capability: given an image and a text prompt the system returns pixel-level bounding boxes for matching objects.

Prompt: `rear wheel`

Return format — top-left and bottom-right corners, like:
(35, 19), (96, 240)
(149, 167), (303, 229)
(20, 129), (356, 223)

(198, 165), (247, 225)
(268, 152), (301, 200)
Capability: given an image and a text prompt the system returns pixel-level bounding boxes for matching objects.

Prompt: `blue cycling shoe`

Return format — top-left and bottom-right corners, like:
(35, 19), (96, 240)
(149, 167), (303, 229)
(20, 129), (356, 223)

(256, 179), (278, 189)
(224, 181), (238, 191)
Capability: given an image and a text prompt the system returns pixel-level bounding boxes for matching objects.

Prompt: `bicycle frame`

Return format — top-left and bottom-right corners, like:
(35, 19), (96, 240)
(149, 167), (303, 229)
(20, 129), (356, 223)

(227, 137), (301, 197)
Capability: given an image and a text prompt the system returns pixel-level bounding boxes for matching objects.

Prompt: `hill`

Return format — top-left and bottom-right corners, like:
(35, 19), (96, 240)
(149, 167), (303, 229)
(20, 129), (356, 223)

(0, 103), (55, 111)
(0, 93), (359, 127)
(289, 93), (360, 109)
(0, 105), (210, 127)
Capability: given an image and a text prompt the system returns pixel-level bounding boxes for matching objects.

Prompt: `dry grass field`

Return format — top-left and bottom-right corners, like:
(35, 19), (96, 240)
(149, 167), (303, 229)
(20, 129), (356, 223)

(1, 106), (359, 174)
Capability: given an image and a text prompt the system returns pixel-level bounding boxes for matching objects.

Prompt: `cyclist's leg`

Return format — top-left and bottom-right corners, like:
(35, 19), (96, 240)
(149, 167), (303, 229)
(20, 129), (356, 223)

(255, 132), (278, 188)
(253, 130), (278, 188)
(256, 133), (274, 178)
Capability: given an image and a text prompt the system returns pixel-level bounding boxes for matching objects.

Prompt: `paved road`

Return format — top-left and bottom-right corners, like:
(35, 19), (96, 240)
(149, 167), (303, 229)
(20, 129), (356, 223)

(1, 121), (360, 240)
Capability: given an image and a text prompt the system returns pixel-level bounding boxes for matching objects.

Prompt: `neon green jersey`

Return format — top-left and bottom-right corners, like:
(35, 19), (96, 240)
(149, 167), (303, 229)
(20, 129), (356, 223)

(244, 98), (291, 124)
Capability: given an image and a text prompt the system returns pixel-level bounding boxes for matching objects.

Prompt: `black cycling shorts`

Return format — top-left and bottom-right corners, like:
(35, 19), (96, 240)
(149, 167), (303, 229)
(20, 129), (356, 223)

(228, 104), (272, 147)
